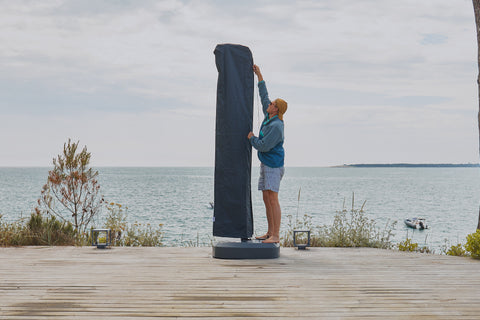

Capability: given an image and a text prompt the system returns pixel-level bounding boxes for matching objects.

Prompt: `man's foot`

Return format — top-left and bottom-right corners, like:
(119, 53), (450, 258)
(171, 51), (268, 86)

(262, 236), (279, 244)
(255, 233), (270, 240)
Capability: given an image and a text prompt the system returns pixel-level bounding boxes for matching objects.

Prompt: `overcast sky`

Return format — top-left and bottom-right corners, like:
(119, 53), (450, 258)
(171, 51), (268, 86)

(0, 0), (478, 167)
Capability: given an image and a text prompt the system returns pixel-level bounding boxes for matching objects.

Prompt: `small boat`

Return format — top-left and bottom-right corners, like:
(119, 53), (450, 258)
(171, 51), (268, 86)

(208, 202), (214, 209)
(404, 217), (428, 230)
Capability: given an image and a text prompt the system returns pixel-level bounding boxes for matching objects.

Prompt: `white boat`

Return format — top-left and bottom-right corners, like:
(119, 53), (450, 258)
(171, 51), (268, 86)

(404, 217), (428, 230)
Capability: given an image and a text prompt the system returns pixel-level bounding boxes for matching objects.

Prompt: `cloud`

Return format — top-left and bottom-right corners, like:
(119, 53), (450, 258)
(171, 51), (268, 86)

(0, 0), (478, 166)
(1, 1), (219, 113)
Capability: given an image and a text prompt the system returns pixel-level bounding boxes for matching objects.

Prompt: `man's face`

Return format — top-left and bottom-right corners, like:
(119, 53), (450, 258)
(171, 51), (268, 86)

(267, 100), (278, 115)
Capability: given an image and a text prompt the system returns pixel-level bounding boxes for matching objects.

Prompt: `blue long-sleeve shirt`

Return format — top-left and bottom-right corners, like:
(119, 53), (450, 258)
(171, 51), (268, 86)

(249, 80), (285, 168)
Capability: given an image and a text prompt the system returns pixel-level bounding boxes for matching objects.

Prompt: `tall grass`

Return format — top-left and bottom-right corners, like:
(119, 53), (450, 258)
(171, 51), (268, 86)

(0, 213), (76, 246)
(101, 202), (164, 247)
(281, 193), (397, 249)
(1, 202), (164, 247)
(0, 214), (29, 246)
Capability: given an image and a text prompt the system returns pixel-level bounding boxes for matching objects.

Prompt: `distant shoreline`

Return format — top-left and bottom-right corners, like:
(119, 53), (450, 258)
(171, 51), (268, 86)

(0, 164), (479, 169)
(333, 163), (480, 168)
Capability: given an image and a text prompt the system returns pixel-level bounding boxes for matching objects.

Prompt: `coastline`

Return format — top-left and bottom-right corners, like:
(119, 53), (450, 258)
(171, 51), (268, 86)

(332, 163), (480, 168)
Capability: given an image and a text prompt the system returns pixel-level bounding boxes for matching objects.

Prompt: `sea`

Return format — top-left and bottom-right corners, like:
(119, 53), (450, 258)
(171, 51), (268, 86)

(1, 167), (479, 252)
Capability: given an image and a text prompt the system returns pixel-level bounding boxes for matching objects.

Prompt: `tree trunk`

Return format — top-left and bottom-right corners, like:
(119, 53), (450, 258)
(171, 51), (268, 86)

(474, 0), (480, 230)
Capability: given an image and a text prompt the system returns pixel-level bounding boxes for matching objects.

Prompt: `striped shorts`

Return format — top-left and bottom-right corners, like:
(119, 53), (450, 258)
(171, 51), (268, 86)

(258, 163), (285, 193)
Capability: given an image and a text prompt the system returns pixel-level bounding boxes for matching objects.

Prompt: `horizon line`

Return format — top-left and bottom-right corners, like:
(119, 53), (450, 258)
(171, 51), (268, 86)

(0, 162), (478, 169)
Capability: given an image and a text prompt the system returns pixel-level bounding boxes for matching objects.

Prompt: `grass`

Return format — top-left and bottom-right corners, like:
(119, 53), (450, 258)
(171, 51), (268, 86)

(280, 193), (480, 259)
(0, 213), (76, 246)
(96, 202), (164, 247)
(0, 202), (165, 247)
(281, 193), (397, 249)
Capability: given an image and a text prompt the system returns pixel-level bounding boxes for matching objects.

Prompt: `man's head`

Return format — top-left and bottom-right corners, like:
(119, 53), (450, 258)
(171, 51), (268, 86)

(274, 98), (287, 121)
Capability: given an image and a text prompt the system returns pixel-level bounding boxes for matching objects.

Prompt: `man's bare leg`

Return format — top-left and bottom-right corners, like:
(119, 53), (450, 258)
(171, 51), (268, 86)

(263, 190), (281, 243)
(256, 190), (273, 240)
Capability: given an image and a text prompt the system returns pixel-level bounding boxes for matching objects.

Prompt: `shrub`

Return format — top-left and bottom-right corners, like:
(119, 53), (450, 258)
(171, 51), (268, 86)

(102, 202), (164, 247)
(319, 197), (395, 248)
(0, 213), (76, 246)
(281, 213), (314, 247)
(281, 193), (396, 249)
(398, 238), (431, 253)
(36, 139), (104, 234)
(27, 212), (76, 246)
(104, 202), (128, 245)
(0, 215), (29, 246)
(446, 243), (466, 257)
(398, 238), (418, 252)
(122, 222), (164, 247)
(465, 230), (480, 259)
(1, 200), (165, 247)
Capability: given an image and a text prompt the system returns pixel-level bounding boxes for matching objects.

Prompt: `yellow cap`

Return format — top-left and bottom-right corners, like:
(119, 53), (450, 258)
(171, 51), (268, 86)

(275, 98), (287, 121)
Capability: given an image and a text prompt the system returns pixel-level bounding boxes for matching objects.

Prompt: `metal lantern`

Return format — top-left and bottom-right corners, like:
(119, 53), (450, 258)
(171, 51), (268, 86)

(91, 228), (111, 249)
(293, 230), (311, 250)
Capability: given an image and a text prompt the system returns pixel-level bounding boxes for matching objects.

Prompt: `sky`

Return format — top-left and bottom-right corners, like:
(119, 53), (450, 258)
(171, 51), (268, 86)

(0, 0), (478, 167)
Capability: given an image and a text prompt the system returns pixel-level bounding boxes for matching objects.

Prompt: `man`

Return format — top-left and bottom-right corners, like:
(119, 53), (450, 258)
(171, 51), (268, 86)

(248, 64), (287, 244)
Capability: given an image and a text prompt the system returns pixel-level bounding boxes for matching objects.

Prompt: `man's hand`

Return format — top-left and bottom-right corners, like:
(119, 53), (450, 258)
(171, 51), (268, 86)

(253, 64), (263, 82)
(247, 132), (255, 139)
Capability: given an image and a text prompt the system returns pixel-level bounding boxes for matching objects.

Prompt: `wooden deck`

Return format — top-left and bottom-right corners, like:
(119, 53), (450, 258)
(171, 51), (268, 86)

(1, 246), (479, 319)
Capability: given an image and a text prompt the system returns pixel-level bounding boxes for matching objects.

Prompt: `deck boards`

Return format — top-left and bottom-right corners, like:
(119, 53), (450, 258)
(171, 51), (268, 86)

(1, 246), (479, 319)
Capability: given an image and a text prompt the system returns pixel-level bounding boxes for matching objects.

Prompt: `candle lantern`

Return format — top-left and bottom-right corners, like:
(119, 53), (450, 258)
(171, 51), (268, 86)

(293, 230), (311, 250)
(91, 228), (111, 249)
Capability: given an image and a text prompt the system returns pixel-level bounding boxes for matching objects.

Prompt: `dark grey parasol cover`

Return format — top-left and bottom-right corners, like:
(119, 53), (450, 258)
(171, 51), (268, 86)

(213, 44), (254, 238)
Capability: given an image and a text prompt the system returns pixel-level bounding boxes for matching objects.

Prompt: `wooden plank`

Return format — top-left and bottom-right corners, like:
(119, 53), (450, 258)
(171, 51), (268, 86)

(0, 246), (479, 319)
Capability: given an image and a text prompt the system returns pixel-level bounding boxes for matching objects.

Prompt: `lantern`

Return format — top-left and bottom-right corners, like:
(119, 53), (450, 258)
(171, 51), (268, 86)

(91, 228), (111, 249)
(293, 230), (311, 250)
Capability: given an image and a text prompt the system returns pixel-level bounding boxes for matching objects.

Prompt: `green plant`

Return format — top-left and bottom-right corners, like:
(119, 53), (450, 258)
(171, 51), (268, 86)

(27, 212), (76, 246)
(0, 215), (29, 246)
(104, 202), (128, 245)
(398, 238), (419, 252)
(36, 139), (104, 234)
(398, 238), (431, 253)
(281, 213), (314, 247)
(319, 194), (396, 248)
(101, 201), (164, 247)
(465, 230), (480, 259)
(0, 213), (76, 246)
(281, 193), (396, 249)
(122, 222), (164, 247)
(446, 243), (466, 257)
